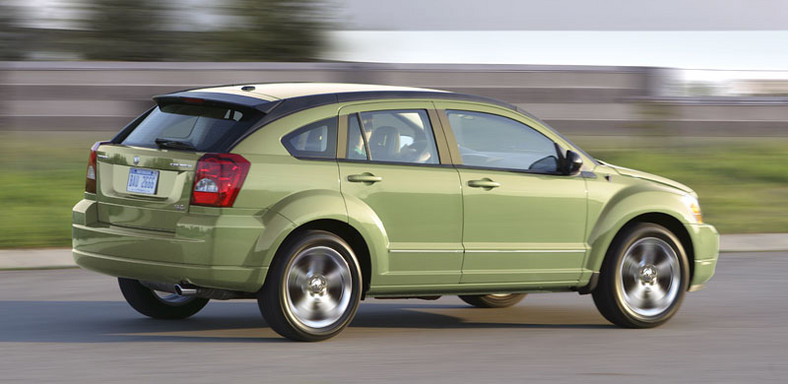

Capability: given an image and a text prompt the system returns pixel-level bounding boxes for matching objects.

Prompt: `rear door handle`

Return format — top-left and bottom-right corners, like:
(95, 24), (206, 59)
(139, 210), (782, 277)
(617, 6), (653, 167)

(468, 179), (500, 189)
(348, 174), (383, 183)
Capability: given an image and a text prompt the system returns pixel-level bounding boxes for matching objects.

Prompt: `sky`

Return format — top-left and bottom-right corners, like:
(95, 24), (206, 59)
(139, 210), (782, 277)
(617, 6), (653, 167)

(14, 0), (788, 74)
(340, 0), (788, 31)
(330, 0), (788, 76)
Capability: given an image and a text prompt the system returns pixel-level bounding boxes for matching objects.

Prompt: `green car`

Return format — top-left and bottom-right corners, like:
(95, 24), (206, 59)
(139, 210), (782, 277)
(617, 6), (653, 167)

(72, 83), (719, 341)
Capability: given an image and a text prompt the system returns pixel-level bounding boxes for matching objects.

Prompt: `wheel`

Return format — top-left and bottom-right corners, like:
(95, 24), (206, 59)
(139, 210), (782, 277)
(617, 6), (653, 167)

(592, 223), (689, 328)
(259, 230), (362, 341)
(117, 278), (209, 319)
(459, 293), (527, 308)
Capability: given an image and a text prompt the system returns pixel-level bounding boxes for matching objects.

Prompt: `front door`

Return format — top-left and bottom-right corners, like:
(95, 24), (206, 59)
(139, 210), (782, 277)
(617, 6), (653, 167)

(440, 107), (588, 285)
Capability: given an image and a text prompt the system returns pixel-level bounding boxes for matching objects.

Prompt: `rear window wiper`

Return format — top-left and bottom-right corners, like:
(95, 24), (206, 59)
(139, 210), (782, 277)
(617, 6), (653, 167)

(154, 138), (196, 151)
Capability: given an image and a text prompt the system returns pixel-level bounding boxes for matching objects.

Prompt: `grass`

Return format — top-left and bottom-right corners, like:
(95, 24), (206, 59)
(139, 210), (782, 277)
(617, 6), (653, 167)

(1, 132), (786, 249)
(573, 135), (788, 234)
(0, 131), (109, 248)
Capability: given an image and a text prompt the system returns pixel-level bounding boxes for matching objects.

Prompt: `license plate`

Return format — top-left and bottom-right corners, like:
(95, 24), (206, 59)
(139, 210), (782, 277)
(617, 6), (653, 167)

(126, 168), (159, 195)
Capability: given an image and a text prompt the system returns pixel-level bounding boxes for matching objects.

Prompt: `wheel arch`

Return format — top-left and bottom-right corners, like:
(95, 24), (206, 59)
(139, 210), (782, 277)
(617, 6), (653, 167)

(587, 212), (695, 292)
(252, 188), (389, 295)
(280, 219), (373, 298)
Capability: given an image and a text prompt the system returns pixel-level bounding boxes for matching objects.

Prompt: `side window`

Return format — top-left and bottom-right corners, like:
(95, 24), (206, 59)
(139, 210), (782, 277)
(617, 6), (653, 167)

(447, 110), (559, 173)
(282, 117), (337, 159)
(345, 110), (439, 164)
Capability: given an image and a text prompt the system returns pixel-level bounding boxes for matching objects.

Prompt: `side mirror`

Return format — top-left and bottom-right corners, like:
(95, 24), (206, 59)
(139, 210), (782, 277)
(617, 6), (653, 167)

(561, 150), (583, 175)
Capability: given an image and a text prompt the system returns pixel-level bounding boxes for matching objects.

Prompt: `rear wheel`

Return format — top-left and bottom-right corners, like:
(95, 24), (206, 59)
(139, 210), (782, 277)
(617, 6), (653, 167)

(459, 293), (527, 308)
(259, 230), (362, 341)
(592, 223), (689, 328)
(118, 278), (209, 319)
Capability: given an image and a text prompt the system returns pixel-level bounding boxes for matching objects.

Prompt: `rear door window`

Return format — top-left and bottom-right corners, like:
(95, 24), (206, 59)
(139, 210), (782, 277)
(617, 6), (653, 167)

(120, 103), (261, 152)
(345, 110), (439, 164)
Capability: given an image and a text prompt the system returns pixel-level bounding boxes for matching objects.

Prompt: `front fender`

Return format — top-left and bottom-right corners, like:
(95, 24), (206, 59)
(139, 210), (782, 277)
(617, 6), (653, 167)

(584, 185), (694, 274)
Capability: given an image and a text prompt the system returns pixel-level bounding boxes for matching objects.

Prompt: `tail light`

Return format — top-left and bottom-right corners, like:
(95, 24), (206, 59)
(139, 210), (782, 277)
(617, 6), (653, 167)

(191, 153), (250, 207)
(85, 141), (108, 194)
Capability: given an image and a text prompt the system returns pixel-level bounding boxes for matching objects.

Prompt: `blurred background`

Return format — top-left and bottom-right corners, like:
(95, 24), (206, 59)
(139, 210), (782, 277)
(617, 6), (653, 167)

(1, 0), (787, 248)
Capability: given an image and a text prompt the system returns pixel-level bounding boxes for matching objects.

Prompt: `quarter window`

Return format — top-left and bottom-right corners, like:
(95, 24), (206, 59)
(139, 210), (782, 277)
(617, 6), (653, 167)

(282, 117), (337, 159)
(345, 110), (439, 164)
(447, 110), (560, 173)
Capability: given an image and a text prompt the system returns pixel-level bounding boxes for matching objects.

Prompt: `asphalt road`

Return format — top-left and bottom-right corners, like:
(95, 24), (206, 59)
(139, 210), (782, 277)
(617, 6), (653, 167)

(0, 252), (785, 383)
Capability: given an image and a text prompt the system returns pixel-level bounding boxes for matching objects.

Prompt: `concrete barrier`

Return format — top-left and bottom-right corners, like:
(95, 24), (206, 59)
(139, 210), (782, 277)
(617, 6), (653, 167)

(2, 62), (787, 136)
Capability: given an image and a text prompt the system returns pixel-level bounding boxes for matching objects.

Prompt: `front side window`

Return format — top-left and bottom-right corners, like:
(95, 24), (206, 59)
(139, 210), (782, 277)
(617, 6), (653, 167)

(447, 110), (560, 173)
(345, 110), (439, 164)
(282, 117), (337, 159)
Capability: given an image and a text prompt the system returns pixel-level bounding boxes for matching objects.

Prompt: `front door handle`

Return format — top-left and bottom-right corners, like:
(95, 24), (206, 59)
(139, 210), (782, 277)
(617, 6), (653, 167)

(348, 173), (383, 183)
(468, 179), (500, 189)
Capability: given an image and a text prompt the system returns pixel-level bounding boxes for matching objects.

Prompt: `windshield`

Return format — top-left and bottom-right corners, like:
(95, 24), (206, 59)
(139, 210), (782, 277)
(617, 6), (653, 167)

(120, 103), (262, 152)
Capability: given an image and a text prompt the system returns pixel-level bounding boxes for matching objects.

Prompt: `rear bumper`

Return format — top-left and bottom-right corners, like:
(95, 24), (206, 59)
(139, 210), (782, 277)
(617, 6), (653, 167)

(686, 223), (720, 291)
(73, 248), (267, 292)
(72, 198), (282, 292)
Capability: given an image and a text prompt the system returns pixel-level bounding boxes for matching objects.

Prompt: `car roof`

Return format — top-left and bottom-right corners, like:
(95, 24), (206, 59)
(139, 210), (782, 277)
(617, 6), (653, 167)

(154, 82), (517, 114)
(188, 83), (449, 102)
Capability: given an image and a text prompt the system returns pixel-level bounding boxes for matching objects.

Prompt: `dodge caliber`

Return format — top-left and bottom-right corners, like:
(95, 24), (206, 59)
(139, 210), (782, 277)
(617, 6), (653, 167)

(72, 83), (720, 341)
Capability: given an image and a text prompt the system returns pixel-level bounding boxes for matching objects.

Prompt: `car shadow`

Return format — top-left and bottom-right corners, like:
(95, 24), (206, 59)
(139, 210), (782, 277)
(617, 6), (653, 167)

(0, 299), (611, 343)
(351, 301), (612, 330)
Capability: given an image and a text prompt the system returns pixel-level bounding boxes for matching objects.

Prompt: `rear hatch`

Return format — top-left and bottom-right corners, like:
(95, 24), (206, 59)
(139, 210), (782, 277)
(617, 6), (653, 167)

(95, 100), (263, 232)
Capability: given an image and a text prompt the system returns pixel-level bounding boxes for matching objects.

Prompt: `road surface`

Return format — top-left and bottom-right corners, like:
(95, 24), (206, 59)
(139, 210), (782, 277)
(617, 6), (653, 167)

(0, 252), (784, 383)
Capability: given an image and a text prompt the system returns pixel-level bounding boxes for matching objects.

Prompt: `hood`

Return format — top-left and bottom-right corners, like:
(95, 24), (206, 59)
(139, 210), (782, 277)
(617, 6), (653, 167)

(600, 161), (695, 195)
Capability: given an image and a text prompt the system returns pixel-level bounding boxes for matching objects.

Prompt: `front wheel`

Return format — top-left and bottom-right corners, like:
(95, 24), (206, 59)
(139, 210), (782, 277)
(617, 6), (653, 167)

(259, 230), (362, 341)
(118, 278), (209, 319)
(459, 293), (527, 308)
(592, 223), (689, 328)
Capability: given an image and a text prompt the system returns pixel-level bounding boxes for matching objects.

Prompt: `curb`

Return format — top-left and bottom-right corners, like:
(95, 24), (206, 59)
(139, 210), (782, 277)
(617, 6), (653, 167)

(718, 233), (788, 253)
(1, 234), (787, 270)
(0, 248), (76, 270)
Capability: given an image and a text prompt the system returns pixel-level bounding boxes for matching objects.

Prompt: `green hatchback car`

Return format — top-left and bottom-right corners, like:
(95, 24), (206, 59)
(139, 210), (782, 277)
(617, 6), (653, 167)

(72, 83), (719, 341)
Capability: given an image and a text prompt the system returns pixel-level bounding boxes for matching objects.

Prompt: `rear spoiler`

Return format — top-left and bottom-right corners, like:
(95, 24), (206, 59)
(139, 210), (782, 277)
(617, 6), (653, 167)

(153, 92), (280, 113)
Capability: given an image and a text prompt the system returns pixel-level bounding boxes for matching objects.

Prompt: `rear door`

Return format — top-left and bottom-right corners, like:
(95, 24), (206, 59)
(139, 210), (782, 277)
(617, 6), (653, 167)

(95, 102), (261, 232)
(337, 102), (464, 287)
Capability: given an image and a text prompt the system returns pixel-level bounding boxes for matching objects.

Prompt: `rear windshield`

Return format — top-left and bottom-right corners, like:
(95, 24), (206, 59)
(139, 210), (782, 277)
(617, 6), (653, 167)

(120, 103), (262, 152)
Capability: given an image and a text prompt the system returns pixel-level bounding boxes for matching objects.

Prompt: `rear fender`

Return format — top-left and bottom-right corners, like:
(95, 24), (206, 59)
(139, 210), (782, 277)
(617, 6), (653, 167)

(253, 189), (348, 269)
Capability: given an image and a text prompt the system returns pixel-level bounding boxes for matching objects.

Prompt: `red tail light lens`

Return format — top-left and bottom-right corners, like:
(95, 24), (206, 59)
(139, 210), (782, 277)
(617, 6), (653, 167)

(191, 153), (251, 207)
(85, 141), (108, 194)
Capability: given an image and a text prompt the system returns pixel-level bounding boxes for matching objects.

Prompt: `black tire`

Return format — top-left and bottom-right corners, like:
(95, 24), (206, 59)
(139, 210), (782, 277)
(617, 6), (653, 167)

(459, 293), (527, 308)
(259, 230), (362, 342)
(118, 278), (209, 320)
(592, 223), (689, 328)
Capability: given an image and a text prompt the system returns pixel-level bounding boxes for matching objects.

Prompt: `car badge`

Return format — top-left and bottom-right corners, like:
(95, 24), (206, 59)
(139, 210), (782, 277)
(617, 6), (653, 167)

(133, 156), (140, 166)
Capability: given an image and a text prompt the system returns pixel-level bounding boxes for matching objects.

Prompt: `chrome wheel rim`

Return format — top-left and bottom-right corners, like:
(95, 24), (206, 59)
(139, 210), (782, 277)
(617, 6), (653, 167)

(284, 246), (352, 330)
(617, 237), (680, 318)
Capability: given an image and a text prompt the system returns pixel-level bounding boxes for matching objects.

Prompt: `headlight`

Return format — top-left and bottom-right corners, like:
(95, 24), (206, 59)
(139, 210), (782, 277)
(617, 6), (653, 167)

(681, 194), (703, 224)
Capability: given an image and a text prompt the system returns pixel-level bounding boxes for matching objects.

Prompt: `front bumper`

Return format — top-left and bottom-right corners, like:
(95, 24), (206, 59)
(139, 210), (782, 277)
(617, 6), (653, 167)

(71, 198), (285, 292)
(686, 223), (720, 291)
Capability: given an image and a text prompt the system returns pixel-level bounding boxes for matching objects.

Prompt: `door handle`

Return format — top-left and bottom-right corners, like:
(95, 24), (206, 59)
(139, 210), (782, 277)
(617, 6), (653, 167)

(348, 174), (383, 183)
(468, 179), (500, 189)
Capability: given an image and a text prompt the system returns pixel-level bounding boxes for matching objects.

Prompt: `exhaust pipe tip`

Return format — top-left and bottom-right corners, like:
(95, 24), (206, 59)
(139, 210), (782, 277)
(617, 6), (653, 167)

(174, 284), (197, 296)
